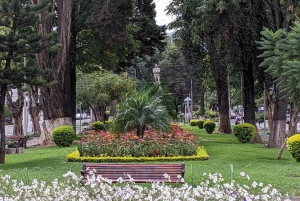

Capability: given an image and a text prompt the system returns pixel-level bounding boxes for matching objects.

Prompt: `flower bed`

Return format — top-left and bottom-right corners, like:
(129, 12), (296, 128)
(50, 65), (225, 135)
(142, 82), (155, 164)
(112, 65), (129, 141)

(0, 171), (289, 200)
(77, 129), (199, 158)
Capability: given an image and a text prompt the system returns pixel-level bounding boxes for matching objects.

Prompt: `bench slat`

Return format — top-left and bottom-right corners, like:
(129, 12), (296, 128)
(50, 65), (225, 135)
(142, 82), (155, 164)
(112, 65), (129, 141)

(81, 163), (185, 183)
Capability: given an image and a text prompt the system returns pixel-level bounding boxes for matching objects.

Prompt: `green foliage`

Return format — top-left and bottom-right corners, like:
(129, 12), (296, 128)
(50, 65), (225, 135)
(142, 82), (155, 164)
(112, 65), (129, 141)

(76, 71), (135, 109)
(203, 121), (216, 134)
(287, 134), (300, 162)
(197, 119), (206, 129)
(91, 121), (105, 131)
(52, 126), (74, 147)
(68, 146), (209, 162)
(205, 111), (219, 119)
(256, 112), (265, 124)
(258, 23), (300, 107)
(104, 120), (112, 131)
(111, 87), (171, 137)
(0, 0), (54, 89)
(190, 119), (198, 126)
(233, 123), (256, 143)
(4, 104), (11, 117)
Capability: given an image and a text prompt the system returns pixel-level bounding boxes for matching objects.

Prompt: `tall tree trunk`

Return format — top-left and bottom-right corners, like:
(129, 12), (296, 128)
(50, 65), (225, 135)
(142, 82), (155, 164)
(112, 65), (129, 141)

(208, 38), (232, 134)
(0, 86), (7, 164)
(269, 0), (294, 151)
(32, 0), (75, 145)
(288, 102), (296, 134)
(243, 64), (263, 143)
(268, 85), (287, 148)
(6, 89), (24, 136)
(28, 88), (42, 134)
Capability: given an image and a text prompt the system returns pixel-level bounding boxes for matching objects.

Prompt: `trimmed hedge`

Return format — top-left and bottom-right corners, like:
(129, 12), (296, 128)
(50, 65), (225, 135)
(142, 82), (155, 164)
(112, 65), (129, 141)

(67, 147), (209, 162)
(190, 119), (198, 126)
(91, 121), (105, 131)
(203, 120), (216, 134)
(233, 123), (256, 143)
(197, 119), (206, 129)
(287, 134), (300, 162)
(52, 126), (74, 147)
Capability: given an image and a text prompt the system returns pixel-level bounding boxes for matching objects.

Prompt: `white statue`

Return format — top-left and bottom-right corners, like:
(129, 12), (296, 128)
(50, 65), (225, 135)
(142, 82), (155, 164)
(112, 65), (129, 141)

(153, 64), (160, 84)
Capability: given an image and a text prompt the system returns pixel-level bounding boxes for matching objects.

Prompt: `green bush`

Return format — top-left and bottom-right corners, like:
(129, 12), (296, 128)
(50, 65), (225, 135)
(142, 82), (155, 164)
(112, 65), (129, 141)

(233, 123), (256, 143)
(205, 111), (219, 119)
(52, 126), (74, 147)
(203, 120), (216, 134)
(190, 119), (198, 126)
(197, 119), (206, 129)
(91, 121), (105, 131)
(287, 134), (300, 162)
(104, 120), (112, 131)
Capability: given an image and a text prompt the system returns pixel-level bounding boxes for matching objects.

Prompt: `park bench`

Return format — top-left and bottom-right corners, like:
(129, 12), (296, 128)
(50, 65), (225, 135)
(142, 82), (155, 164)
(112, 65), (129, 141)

(81, 163), (185, 183)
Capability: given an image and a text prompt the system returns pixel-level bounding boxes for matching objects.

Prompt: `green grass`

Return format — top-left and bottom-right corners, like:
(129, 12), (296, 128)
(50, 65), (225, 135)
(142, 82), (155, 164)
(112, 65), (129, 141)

(1, 127), (300, 195)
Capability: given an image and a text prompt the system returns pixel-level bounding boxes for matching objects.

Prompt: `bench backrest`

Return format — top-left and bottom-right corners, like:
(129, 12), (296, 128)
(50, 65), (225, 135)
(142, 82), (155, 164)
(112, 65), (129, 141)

(81, 163), (185, 183)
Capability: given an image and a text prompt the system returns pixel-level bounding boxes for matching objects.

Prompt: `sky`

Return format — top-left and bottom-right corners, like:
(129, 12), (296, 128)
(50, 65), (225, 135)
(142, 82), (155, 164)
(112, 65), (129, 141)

(154, 0), (173, 27)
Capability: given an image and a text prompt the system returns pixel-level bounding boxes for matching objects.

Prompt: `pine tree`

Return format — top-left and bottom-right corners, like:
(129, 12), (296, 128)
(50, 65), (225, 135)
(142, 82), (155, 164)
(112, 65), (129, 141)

(0, 0), (52, 163)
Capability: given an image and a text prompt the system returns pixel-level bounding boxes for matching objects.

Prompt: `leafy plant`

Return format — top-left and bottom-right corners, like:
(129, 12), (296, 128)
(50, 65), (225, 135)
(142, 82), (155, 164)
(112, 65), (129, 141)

(287, 134), (300, 162)
(197, 119), (206, 129)
(52, 126), (74, 147)
(91, 121), (105, 131)
(111, 87), (171, 138)
(203, 121), (216, 134)
(190, 119), (198, 126)
(233, 123), (256, 143)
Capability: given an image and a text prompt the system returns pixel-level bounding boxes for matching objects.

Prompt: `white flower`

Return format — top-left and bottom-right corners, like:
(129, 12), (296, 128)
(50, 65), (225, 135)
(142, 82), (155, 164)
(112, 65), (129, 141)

(240, 172), (246, 177)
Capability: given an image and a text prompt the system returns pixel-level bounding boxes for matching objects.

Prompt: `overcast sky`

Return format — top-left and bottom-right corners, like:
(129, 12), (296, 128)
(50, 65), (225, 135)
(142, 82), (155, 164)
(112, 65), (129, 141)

(154, 0), (173, 26)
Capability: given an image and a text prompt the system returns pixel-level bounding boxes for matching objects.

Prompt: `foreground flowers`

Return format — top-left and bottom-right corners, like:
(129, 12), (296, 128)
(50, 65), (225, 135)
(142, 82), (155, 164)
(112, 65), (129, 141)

(0, 171), (292, 200)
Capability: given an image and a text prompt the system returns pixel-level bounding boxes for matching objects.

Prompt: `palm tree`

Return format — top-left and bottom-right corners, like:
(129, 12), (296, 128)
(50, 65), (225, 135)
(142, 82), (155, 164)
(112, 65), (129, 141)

(112, 88), (171, 138)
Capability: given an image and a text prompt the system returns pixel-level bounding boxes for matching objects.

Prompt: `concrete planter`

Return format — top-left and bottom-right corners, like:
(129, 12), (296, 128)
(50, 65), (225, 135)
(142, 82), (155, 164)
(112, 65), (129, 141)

(6, 148), (17, 154)
(16, 147), (25, 153)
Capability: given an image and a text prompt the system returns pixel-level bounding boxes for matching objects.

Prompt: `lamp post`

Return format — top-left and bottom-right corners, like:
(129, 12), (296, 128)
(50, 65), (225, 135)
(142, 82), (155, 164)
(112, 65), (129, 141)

(184, 97), (192, 123)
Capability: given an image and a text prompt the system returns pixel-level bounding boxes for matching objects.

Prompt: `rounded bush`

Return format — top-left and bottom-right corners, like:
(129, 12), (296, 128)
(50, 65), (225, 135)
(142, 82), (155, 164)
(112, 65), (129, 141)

(203, 120), (216, 134)
(104, 120), (112, 131)
(287, 134), (300, 162)
(233, 123), (256, 143)
(190, 119), (198, 126)
(197, 119), (206, 129)
(52, 126), (74, 147)
(92, 121), (105, 131)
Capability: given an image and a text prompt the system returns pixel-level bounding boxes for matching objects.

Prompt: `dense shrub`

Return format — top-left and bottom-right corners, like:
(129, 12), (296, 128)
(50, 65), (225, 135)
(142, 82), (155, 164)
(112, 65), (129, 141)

(233, 123), (256, 143)
(197, 119), (206, 129)
(52, 126), (74, 147)
(205, 111), (219, 119)
(78, 129), (198, 157)
(104, 120), (112, 131)
(91, 121), (105, 131)
(190, 119), (198, 126)
(287, 134), (300, 162)
(203, 120), (216, 134)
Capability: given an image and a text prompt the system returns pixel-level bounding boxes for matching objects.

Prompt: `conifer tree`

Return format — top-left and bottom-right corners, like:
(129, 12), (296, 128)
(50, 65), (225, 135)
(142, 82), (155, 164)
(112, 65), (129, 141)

(0, 0), (52, 163)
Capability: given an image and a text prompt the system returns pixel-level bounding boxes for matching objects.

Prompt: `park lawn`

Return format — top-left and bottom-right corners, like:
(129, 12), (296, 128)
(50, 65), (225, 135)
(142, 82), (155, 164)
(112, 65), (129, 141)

(0, 126), (299, 194)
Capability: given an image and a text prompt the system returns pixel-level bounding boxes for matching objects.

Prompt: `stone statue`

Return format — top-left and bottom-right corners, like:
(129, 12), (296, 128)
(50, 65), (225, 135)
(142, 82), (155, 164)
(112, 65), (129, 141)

(153, 64), (160, 84)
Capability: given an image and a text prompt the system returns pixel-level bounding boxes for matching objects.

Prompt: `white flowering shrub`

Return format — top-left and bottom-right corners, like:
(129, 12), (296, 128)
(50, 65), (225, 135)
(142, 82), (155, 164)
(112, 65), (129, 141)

(0, 171), (291, 200)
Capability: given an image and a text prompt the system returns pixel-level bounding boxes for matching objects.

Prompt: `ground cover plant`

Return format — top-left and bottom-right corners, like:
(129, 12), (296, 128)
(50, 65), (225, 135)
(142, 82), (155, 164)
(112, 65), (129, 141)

(1, 126), (300, 197)
(0, 171), (290, 200)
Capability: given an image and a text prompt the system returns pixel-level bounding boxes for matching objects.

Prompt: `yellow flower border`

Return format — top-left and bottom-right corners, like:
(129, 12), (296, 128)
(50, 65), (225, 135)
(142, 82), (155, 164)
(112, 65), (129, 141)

(67, 147), (209, 162)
